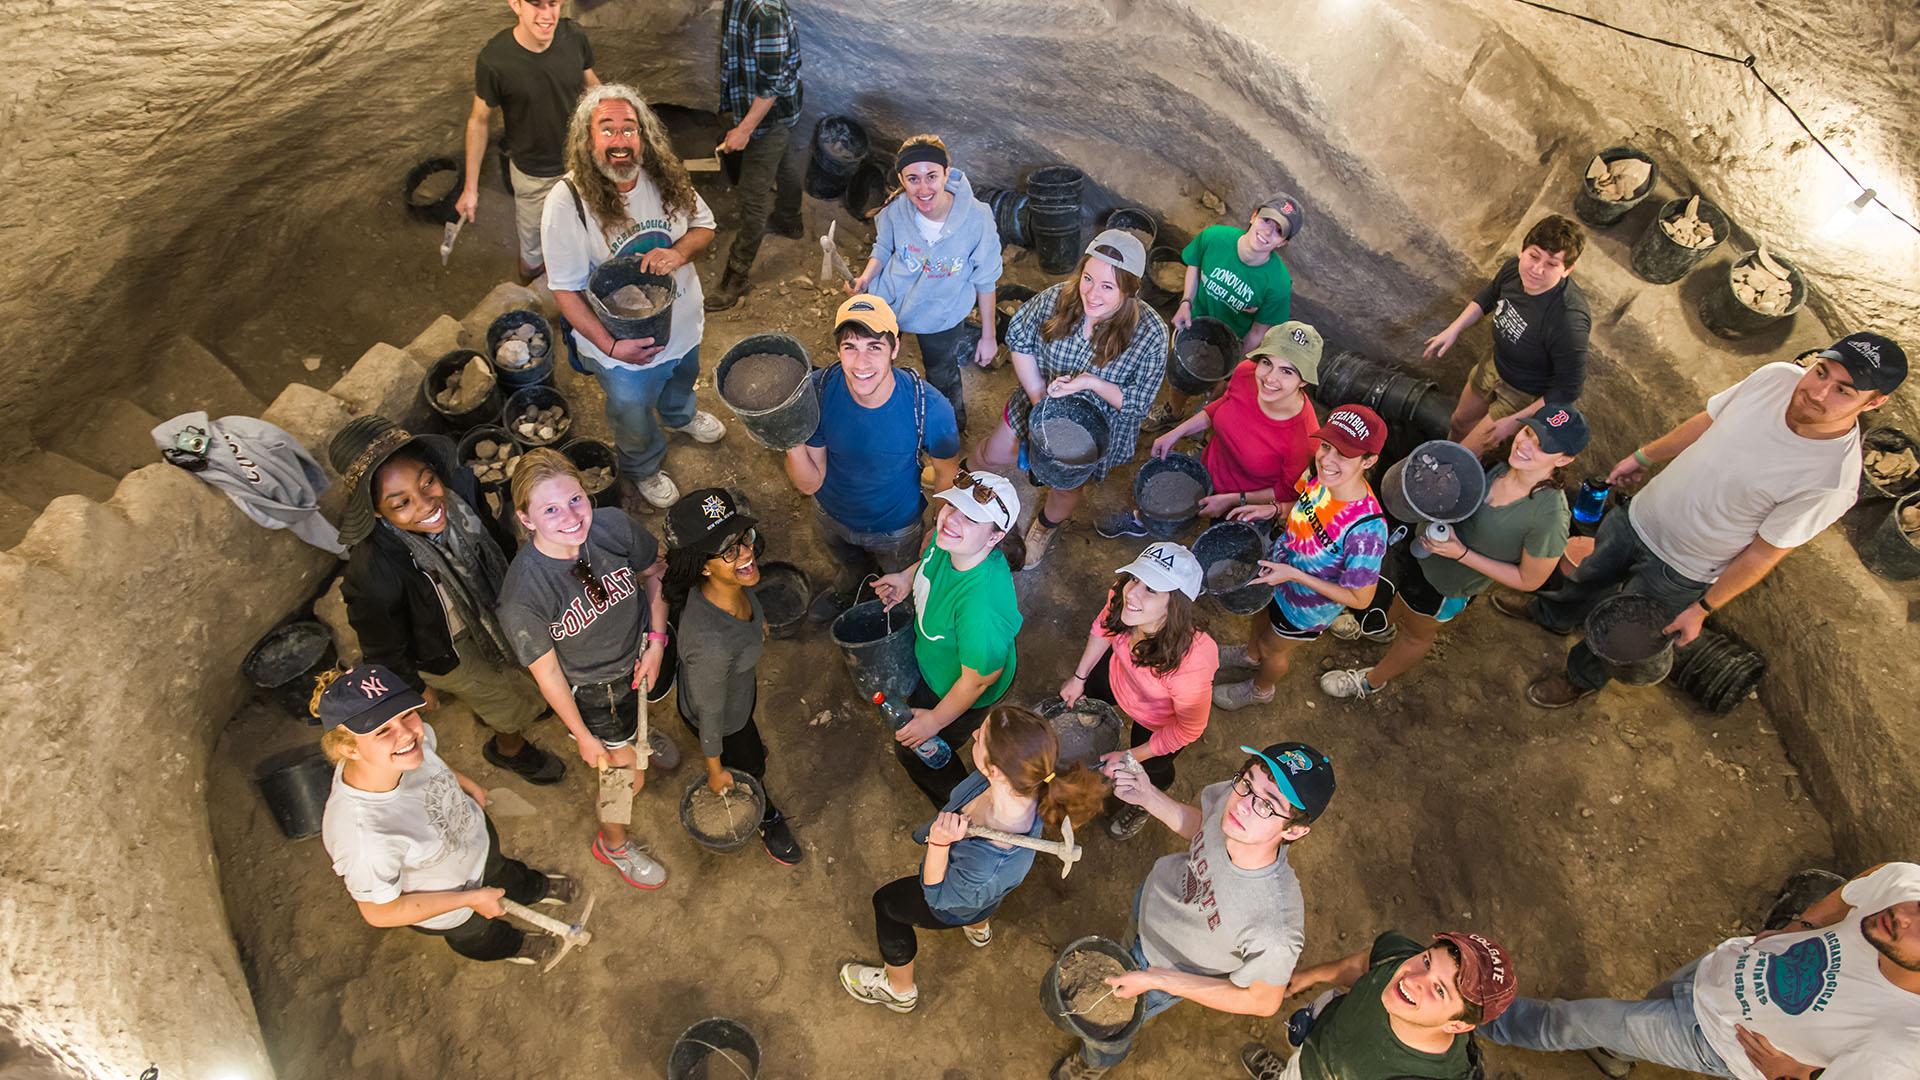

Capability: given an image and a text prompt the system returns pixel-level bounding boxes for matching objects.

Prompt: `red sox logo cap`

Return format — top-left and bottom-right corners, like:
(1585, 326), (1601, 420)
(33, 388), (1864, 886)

(1543, 409), (1570, 426)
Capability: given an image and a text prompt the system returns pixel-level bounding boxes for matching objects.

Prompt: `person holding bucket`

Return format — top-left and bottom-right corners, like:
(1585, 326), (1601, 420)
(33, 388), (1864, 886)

(1318, 408), (1585, 700)
(542, 83), (727, 511)
(316, 664), (575, 966)
(1505, 333), (1905, 708)
(661, 488), (803, 865)
(1099, 322), (1322, 539)
(839, 706), (1107, 1013)
(1058, 541), (1218, 841)
(848, 134), (1004, 433)
(872, 469), (1025, 806)
(497, 448), (681, 891)
(974, 229), (1171, 565)
(329, 415), (567, 786)
(1145, 194), (1305, 432)
(786, 294), (962, 625)
(1213, 405), (1390, 712)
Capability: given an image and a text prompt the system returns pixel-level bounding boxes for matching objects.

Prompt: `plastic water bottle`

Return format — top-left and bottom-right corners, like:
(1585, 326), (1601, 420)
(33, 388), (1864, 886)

(1572, 478), (1611, 526)
(873, 692), (952, 768)
(1409, 521), (1452, 560)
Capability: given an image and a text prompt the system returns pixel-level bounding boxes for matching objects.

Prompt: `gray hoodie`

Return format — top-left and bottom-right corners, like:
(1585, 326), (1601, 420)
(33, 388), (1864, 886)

(152, 411), (346, 556)
(866, 167), (1004, 335)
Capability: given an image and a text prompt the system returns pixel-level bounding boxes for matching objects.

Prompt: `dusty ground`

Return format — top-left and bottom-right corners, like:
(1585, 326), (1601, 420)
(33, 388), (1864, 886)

(208, 145), (1834, 1079)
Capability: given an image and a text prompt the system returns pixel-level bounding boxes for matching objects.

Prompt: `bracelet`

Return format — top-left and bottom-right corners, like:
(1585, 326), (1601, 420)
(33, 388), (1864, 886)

(1696, 595), (1716, 614)
(1071, 671), (1089, 681)
(646, 630), (669, 643)
(1238, 492), (1248, 507)
(1632, 448), (1652, 468)
(927, 841), (951, 848)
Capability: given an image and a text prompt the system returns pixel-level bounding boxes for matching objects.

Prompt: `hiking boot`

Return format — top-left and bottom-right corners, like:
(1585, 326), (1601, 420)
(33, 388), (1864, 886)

(630, 470), (679, 510)
(767, 214), (805, 240)
(1051, 1051), (1109, 1080)
(1023, 518), (1057, 567)
(483, 736), (566, 785)
(1241, 1043), (1289, 1080)
(1318, 668), (1376, 700)
(807, 588), (855, 625)
(704, 269), (750, 312)
(1213, 678), (1275, 712)
(1216, 642), (1256, 672)
(1527, 673), (1597, 709)
(839, 963), (918, 1013)
(1141, 401), (1180, 434)
(644, 729), (681, 770)
(536, 872), (577, 906)
(1492, 590), (1565, 633)
(1094, 510), (1149, 539)
(592, 833), (667, 889)
(666, 410), (727, 444)
(1583, 1048), (1635, 1078)
(505, 934), (559, 967)
(964, 920), (992, 948)
(762, 809), (804, 866)
(1107, 803), (1152, 841)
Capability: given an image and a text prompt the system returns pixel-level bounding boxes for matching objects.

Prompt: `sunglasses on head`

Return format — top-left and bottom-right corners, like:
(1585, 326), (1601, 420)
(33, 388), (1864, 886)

(571, 557), (609, 608)
(950, 472), (1008, 522)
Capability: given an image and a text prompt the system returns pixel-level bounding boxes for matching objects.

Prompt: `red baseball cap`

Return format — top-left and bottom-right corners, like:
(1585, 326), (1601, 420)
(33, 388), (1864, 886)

(1312, 404), (1387, 457)
(1433, 931), (1518, 1023)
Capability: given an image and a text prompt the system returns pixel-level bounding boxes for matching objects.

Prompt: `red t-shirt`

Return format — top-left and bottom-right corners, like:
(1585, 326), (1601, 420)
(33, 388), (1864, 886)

(1201, 361), (1318, 496)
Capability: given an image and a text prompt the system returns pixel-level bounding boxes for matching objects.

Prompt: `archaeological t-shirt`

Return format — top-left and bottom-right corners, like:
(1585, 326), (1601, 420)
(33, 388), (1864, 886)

(1470, 256), (1591, 403)
(909, 541), (1020, 708)
(497, 506), (659, 685)
(807, 365), (961, 534)
(474, 20), (594, 177)
(1181, 225), (1294, 339)
(1691, 862), (1920, 1080)
(1294, 932), (1474, 1080)
(1418, 465), (1570, 598)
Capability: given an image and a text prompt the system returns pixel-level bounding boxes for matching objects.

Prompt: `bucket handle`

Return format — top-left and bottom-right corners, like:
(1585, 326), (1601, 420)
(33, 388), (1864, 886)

(676, 1036), (755, 1080)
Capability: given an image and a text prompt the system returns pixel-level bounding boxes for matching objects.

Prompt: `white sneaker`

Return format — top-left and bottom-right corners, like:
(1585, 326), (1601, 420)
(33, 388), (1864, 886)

(964, 920), (992, 948)
(1216, 643), (1256, 671)
(633, 470), (679, 508)
(667, 411), (726, 444)
(1318, 668), (1376, 699)
(839, 963), (919, 1012)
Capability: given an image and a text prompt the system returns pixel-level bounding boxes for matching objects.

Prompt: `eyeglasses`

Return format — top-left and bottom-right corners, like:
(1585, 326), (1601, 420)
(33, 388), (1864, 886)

(571, 558), (609, 608)
(717, 529), (758, 565)
(950, 472), (1009, 523)
(1231, 770), (1297, 822)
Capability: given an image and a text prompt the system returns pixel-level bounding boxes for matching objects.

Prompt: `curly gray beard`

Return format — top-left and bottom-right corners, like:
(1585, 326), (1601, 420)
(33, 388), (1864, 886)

(595, 151), (639, 185)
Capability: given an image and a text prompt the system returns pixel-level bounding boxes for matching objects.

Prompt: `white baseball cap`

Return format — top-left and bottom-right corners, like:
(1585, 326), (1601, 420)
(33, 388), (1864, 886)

(1116, 541), (1203, 600)
(932, 470), (1020, 532)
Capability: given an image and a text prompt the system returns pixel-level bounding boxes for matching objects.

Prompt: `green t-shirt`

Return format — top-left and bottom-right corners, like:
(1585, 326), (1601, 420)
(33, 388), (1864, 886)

(1419, 466), (1570, 598)
(1180, 224), (1294, 339)
(1297, 932), (1473, 1080)
(909, 542), (1021, 707)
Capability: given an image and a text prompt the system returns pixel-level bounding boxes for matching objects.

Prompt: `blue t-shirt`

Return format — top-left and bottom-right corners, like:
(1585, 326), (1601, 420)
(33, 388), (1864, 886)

(807, 366), (960, 533)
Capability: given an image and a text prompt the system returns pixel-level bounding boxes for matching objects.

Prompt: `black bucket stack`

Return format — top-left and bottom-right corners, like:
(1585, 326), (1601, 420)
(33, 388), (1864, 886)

(1670, 626), (1767, 714)
(975, 186), (1034, 249)
(806, 116), (870, 199)
(1026, 165), (1085, 275)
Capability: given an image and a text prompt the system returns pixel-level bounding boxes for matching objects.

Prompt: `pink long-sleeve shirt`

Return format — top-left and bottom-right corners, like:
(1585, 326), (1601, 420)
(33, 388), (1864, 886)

(1092, 603), (1219, 756)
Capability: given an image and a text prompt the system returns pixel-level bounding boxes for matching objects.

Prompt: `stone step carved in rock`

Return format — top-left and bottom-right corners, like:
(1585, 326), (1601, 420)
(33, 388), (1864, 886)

(135, 336), (268, 425)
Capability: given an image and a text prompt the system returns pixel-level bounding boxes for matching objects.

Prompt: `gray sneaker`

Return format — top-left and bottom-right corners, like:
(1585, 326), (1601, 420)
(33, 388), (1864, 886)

(1094, 510), (1149, 539)
(1216, 642), (1256, 672)
(667, 410), (727, 444)
(645, 728), (681, 770)
(1213, 678), (1275, 712)
(505, 934), (559, 967)
(1584, 1049), (1635, 1078)
(593, 834), (667, 890)
(1107, 803), (1152, 840)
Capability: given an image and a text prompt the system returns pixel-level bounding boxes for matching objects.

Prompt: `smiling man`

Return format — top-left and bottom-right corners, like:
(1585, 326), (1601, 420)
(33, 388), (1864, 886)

(1504, 333), (1907, 707)
(1241, 930), (1516, 1080)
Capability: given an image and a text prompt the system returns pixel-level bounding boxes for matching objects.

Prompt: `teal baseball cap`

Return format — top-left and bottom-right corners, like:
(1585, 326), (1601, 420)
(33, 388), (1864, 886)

(1239, 741), (1335, 821)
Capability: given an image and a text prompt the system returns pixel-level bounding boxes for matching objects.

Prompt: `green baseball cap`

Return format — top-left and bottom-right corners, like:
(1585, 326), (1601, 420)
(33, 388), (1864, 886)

(1247, 321), (1323, 383)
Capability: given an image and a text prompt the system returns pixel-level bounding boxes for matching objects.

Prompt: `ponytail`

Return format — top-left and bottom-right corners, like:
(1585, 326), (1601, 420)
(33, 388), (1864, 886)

(996, 526), (1028, 573)
(981, 706), (1110, 831)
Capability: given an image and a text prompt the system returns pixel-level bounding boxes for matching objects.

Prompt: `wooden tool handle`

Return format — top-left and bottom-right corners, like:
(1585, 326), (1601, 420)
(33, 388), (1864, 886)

(501, 898), (577, 937)
(964, 824), (1071, 855)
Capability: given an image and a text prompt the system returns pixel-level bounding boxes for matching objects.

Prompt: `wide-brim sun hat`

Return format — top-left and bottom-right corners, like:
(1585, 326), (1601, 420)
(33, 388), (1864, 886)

(328, 415), (460, 546)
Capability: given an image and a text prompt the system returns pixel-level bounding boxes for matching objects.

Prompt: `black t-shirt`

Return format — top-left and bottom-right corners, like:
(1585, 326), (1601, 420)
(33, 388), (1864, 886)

(1471, 257), (1591, 403)
(474, 20), (594, 177)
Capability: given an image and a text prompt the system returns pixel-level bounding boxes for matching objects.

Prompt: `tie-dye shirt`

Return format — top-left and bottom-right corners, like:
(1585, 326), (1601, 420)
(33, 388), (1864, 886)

(1270, 472), (1388, 631)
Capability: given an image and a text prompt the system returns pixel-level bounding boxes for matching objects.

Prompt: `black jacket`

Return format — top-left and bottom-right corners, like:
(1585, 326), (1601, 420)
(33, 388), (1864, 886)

(340, 469), (518, 691)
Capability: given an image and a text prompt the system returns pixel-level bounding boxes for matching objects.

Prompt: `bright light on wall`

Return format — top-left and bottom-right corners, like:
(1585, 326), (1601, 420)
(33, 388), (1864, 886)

(1819, 188), (1876, 239)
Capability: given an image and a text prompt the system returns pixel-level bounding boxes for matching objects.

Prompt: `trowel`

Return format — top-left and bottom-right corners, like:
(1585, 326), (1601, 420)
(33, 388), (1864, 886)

(439, 218), (464, 266)
(819, 220), (856, 286)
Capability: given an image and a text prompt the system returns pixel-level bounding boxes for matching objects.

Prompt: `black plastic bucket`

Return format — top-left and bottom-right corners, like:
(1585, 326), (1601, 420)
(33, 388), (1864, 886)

(843, 160), (889, 220)
(501, 385), (573, 451)
(242, 621), (338, 720)
(484, 310), (557, 391)
(1857, 426), (1920, 500)
(1195, 520), (1273, 615)
(1026, 164), (1085, 205)
(1031, 216), (1083, 275)
(1630, 197), (1729, 284)
(1573, 146), (1658, 227)
(667, 1017), (761, 1080)
(717, 334), (818, 451)
(1134, 452), (1212, 534)
(1763, 869), (1846, 931)
(1699, 251), (1808, 338)
(1036, 695), (1125, 769)
(586, 255), (676, 343)
(805, 115), (869, 199)
(403, 157), (462, 225)
(966, 284), (1038, 347)
(1858, 491), (1920, 581)
(979, 187), (1032, 249)
(1142, 246), (1187, 314)
(1584, 593), (1676, 686)
(1027, 393), (1111, 489)
(254, 747), (334, 840)
(678, 769), (766, 854)
(560, 437), (619, 508)
(754, 561), (811, 640)
(458, 424), (518, 494)
(1314, 351), (1450, 442)
(830, 599), (920, 703)
(1378, 440), (1487, 524)
(1670, 625), (1766, 714)
(1168, 318), (1238, 396)
(1041, 936), (1145, 1046)
(1104, 207), (1158, 248)
(422, 349), (503, 433)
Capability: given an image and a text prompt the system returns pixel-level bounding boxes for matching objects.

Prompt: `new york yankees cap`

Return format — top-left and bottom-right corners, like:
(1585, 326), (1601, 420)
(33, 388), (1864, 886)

(316, 663), (428, 734)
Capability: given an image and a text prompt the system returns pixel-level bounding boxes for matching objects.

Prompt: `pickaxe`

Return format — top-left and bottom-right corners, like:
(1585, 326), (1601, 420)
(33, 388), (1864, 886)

(500, 894), (596, 973)
(819, 220), (856, 286)
(964, 816), (1083, 878)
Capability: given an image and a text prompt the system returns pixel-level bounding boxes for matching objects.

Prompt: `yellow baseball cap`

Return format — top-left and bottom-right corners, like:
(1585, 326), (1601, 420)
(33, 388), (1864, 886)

(834, 294), (899, 336)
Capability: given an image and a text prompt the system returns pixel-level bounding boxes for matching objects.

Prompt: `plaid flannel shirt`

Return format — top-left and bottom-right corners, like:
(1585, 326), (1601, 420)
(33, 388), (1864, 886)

(1005, 282), (1170, 473)
(719, 0), (803, 131)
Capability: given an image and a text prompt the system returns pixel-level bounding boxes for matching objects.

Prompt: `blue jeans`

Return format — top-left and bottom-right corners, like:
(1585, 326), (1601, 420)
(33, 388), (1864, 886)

(1480, 958), (1733, 1077)
(587, 345), (701, 477)
(1528, 505), (1708, 691)
(1076, 889), (1183, 1070)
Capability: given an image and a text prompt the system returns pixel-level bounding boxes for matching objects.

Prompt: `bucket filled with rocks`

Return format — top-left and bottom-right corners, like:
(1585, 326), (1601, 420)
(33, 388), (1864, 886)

(423, 349), (501, 432)
(587, 255), (676, 344)
(1858, 491), (1920, 581)
(1035, 695), (1124, 770)
(502, 386), (572, 451)
(457, 425), (521, 492)
(716, 334), (818, 451)
(1699, 246), (1806, 338)
(1858, 426), (1920, 501)
(1631, 195), (1728, 284)
(1573, 147), (1657, 226)
(484, 310), (556, 391)
(560, 437), (619, 508)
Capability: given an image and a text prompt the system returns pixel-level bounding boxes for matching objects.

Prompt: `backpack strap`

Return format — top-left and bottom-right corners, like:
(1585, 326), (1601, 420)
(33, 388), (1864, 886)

(560, 177), (589, 235)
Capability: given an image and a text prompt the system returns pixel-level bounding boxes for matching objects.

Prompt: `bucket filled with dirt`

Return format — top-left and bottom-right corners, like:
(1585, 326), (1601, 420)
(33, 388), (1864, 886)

(587, 255), (676, 343)
(717, 334), (818, 451)
(1104, 206), (1158, 249)
(1573, 146), (1657, 227)
(1630, 196), (1728, 284)
(243, 621), (338, 721)
(830, 599), (920, 703)
(484, 309), (556, 391)
(1169, 317), (1238, 396)
(1026, 393), (1110, 490)
(402, 157), (462, 224)
(502, 386), (572, 450)
(1035, 696), (1124, 769)
(560, 437), (619, 507)
(1194, 520), (1272, 615)
(666, 1016), (761, 1080)
(1042, 936), (1145, 1045)
(1859, 426), (1920, 500)
(423, 349), (501, 432)
(1699, 248), (1807, 338)
(1858, 491), (1920, 581)
(458, 425), (520, 492)
(753, 561), (811, 640)
(679, 769), (767, 853)
(1379, 440), (1486, 524)
(805, 115), (870, 200)
(1133, 452), (1211, 535)
(1143, 246), (1187, 314)
(1584, 593), (1677, 685)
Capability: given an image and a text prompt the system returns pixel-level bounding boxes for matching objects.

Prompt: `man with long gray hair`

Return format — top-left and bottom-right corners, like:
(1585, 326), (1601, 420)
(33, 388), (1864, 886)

(542, 83), (728, 510)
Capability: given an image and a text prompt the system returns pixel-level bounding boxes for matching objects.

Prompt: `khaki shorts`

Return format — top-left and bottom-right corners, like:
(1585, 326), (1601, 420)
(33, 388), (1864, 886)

(1465, 356), (1536, 421)
(509, 162), (563, 270)
(419, 634), (548, 734)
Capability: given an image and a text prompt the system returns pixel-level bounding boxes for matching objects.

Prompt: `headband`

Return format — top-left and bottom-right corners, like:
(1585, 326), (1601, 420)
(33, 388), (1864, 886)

(894, 143), (949, 174)
(342, 427), (416, 491)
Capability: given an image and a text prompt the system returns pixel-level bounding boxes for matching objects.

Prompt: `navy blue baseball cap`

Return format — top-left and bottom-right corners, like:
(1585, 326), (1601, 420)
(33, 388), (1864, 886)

(1818, 332), (1907, 396)
(317, 664), (427, 734)
(1517, 403), (1591, 455)
(1240, 742), (1335, 821)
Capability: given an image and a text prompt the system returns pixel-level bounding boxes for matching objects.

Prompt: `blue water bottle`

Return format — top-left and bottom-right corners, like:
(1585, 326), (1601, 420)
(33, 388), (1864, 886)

(874, 692), (952, 768)
(1572, 478), (1611, 533)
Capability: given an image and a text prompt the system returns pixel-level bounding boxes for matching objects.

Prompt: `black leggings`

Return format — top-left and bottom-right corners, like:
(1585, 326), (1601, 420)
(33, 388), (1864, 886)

(1084, 650), (1180, 792)
(412, 817), (549, 961)
(893, 677), (989, 809)
(678, 691), (779, 824)
(872, 874), (969, 967)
